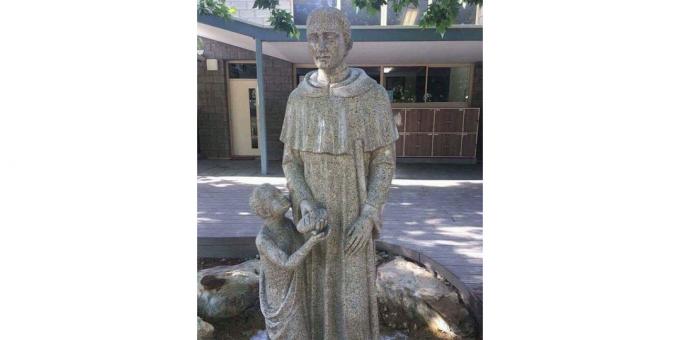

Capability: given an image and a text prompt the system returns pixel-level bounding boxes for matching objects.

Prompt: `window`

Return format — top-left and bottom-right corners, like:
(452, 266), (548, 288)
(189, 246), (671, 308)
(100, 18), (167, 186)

(293, 0), (380, 26)
(249, 88), (258, 148)
(295, 67), (315, 85)
(229, 63), (257, 79)
(384, 66), (426, 103)
(293, 1), (481, 26)
(293, 0), (337, 25)
(340, 0), (380, 25)
(455, 3), (478, 24)
(426, 66), (470, 102)
(294, 64), (474, 103)
(386, 0), (428, 26)
(361, 66), (380, 83)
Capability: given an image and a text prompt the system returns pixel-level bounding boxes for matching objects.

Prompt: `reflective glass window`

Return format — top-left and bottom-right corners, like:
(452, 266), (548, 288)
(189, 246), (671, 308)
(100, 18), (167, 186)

(386, 0), (428, 26)
(455, 3), (477, 24)
(426, 66), (470, 102)
(359, 66), (381, 84)
(228, 63), (257, 79)
(295, 67), (315, 85)
(341, 0), (380, 25)
(383, 66), (426, 103)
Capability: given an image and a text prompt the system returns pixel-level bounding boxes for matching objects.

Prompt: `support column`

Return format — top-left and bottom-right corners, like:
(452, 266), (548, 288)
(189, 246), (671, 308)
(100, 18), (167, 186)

(255, 38), (268, 175)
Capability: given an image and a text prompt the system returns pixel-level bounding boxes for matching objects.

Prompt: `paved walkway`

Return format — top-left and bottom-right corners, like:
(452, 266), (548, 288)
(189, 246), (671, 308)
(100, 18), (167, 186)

(198, 160), (483, 299)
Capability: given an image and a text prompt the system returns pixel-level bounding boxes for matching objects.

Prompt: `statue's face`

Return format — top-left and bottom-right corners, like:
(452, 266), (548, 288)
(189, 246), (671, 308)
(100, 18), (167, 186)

(307, 21), (347, 70)
(269, 190), (291, 217)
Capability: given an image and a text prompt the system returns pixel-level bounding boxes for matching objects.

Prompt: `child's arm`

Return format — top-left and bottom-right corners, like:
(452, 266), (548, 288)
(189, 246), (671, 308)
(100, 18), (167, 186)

(256, 232), (326, 270)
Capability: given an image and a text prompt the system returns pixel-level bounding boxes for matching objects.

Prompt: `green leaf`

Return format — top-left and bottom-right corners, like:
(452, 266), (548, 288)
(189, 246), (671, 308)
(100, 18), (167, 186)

(352, 0), (385, 14)
(418, 0), (461, 38)
(268, 9), (300, 39)
(197, 0), (237, 20)
(390, 0), (419, 14)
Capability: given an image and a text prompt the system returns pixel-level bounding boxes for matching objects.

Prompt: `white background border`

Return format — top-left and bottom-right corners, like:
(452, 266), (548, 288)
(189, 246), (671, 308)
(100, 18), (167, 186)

(1, 0), (680, 339)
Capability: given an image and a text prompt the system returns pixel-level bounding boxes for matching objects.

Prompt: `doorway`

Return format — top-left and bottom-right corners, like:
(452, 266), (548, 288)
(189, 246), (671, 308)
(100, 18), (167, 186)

(228, 79), (259, 156)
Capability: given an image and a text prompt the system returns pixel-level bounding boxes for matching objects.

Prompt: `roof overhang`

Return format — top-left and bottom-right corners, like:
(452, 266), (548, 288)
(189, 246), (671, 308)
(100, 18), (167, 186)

(198, 15), (482, 64)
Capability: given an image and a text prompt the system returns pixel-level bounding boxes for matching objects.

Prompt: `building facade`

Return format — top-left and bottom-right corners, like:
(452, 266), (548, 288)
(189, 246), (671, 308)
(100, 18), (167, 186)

(198, 1), (483, 171)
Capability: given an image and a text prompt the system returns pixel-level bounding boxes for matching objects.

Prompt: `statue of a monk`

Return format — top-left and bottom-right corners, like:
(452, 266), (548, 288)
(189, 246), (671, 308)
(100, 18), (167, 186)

(280, 7), (399, 340)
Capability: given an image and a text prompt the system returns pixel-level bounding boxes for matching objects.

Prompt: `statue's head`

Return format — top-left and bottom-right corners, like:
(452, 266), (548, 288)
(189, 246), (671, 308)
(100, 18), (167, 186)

(249, 183), (291, 219)
(306, 7), (352, 71)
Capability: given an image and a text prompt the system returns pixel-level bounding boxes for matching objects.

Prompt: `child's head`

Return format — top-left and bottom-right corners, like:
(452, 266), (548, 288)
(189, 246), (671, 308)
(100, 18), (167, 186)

(250, 183), (291, 219)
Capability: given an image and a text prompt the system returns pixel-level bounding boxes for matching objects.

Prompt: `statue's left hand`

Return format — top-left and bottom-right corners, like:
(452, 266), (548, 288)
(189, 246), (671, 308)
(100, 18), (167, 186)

(345, 205), (379, 256)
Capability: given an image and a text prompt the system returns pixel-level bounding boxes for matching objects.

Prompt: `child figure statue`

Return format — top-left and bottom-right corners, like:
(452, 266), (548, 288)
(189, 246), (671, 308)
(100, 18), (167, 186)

(250, 184), (327, 340)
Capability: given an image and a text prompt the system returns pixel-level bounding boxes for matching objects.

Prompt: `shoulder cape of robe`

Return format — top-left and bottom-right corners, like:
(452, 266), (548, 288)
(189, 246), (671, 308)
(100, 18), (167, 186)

(279, 67), (399, 154)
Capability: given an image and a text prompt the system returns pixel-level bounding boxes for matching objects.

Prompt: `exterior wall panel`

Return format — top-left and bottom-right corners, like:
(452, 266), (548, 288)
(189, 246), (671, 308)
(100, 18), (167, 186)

(433, 134), (462, 156)
(404, 133), (433, 156)
(435, 108), (464, 133)
(404, 109), (434, 133)
(398, 107), (480, 159)
(198, 58), (230, 158)
(463, 108), (480, 133)
(461, 134), (478, 157)
(395, 133), (405, 156)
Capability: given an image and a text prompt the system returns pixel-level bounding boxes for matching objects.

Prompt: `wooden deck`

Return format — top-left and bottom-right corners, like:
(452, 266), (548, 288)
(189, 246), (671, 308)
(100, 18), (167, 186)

(197, 160), (483, 300)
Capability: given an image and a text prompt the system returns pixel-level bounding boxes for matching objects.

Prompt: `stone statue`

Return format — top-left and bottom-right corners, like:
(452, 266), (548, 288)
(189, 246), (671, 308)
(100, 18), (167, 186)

(251, 183), (328, 340)
(279, 7), (399, 340)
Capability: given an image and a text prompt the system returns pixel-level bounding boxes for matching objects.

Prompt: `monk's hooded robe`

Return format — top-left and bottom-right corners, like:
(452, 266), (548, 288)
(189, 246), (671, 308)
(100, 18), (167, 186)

(280, 68), (399, 340)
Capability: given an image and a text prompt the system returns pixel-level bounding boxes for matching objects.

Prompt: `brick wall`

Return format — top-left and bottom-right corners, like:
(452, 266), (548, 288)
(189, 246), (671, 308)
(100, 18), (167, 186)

(262, 56), (293, 160)
(197, 37), (293, 160)
(198, 59), (229, 158)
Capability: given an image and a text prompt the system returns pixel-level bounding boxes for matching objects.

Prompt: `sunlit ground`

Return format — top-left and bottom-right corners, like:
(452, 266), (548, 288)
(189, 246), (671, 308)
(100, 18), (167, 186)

(198, 173), (483, 297)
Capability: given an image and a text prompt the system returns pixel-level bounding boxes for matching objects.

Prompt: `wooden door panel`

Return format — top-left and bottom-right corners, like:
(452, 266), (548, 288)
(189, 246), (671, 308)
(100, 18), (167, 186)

(228, 79), (259, 156)
(461, 133), (478, 157)
(433, 134), (462, 156)
(419, 109), (435, 132)
(463, 108), (480, 133)
(395, 133), (405, 156)
(404, 109), (434, 132)
(435, 109), (464, 132)
(404, 134), (433, 156)
(404, 109), (418, 132)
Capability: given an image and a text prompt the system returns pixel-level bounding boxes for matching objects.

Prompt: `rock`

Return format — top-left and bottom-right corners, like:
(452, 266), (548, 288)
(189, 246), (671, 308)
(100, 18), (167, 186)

(197, 259), (260, 322)
(376, 257), (477, 339)
(197, 317), (214, 339)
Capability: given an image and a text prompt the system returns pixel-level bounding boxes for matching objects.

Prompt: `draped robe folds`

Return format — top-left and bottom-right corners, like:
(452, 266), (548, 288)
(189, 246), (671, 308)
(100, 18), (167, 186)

(256, 222), (311, 340)
(280, 68), (399, 340)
